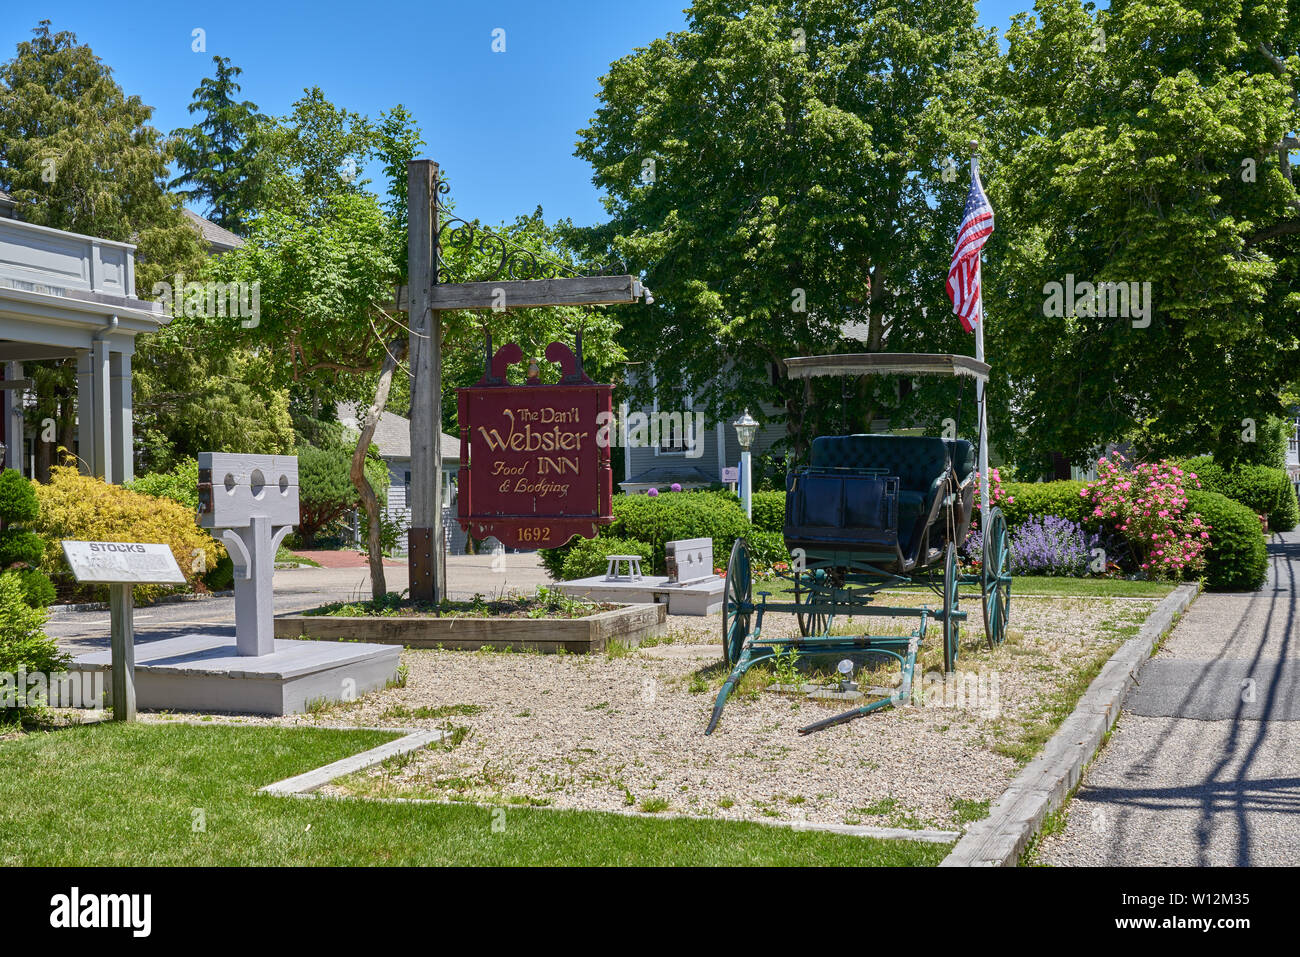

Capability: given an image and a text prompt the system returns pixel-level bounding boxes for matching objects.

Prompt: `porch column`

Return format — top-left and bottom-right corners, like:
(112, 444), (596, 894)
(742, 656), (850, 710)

(75, 350), (94, 476)
(91, 338), (112, 481)
(110, 351), (132, 483)
(3, 362), (23, 472)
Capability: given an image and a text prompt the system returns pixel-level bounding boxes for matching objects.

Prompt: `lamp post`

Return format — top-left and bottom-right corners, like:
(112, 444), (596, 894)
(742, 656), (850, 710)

(732, 409), (758, 521)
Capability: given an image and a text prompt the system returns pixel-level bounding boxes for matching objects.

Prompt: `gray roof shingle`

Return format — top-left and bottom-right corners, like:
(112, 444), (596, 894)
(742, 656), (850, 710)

(183, 208), (245, 252)
(336, 402), (459, 462)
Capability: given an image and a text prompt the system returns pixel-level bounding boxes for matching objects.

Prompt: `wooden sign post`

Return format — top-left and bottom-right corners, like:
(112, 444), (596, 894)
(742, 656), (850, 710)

(61, 541), (186, 722)
(403, 159), (648, 602)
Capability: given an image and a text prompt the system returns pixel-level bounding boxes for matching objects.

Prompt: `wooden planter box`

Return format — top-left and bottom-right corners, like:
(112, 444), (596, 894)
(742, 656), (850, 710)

(274, 602), (666, 654)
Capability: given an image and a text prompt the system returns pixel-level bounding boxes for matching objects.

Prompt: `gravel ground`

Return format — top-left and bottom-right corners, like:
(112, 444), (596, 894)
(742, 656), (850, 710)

(168, 590), (1150, 833)
(120, 590), (1154, 833)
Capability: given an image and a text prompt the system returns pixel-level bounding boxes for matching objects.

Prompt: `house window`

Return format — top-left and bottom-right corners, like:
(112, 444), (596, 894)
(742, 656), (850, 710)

(650, 370), (697, 456)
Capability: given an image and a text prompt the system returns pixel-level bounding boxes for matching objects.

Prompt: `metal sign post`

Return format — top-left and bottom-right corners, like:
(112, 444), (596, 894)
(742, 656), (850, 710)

(62, 541), (186, 722)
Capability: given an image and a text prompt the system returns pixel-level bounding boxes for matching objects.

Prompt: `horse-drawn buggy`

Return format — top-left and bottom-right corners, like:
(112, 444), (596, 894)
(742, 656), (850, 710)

(707, 353), (1012, 735)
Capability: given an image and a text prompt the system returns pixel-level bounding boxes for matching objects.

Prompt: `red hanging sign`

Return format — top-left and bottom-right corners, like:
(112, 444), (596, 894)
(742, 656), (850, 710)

(456, 338), (613, 550)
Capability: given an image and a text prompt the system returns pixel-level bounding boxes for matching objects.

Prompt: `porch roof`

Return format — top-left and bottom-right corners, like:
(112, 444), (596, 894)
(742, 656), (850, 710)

(0, 215), (169, 359)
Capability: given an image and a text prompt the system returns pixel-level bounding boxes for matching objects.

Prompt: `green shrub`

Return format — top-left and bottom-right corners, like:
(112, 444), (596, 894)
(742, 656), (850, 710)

(0, 570), (68, 718)
(0, 528), (44, 568)
(607, 490), (751, 573)
(0, 470), (52, 607)
(749, 491), (787, 532)
(540, 490), (753, 578)
(744, 529), (789, 568)
(999, 481), (1089, 528)
(559, 536), (653, 580)
(10, 566), (55, 608)
(1186, 489), (1267, 591)
(33, 464), (222, 603)
(126, 457), (200, 511)
(0, 469), (40, 523)
(539, 535), (577, 579)
(1181, 456), (1298, 533)
(204, 554), (235, 592)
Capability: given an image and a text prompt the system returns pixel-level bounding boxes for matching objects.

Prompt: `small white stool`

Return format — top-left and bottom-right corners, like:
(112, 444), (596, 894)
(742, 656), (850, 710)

(605, 555), (644, 581)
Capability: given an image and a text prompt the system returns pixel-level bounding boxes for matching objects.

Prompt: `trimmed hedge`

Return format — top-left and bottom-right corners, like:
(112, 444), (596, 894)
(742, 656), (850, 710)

(1186, 489), (1267, 591)
(559, 536), (653, 580)
(1180, 456), (1298, 532)
(749, 491), (787, 533)
(999, 481), (1090, 528)
(541, 490), (751, 579)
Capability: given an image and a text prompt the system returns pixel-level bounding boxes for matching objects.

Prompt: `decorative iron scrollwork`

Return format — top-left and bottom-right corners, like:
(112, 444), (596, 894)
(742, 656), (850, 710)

(434, 176), (628, 284)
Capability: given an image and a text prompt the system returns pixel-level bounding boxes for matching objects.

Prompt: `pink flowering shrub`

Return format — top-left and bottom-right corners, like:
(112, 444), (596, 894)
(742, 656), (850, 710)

(1079, 452), (1210, 580)
(972, 467), (1014, 515)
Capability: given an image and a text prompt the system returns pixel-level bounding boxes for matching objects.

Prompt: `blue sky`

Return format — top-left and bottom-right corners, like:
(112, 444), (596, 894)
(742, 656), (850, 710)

(6, 1), (1030, 228)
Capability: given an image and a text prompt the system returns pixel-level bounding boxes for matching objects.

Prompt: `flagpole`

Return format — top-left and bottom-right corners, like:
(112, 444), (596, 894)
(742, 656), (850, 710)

(970, 139), (991, 524)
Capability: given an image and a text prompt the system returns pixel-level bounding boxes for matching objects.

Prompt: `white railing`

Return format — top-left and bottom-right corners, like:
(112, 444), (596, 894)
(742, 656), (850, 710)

(0, 216), (136, 300)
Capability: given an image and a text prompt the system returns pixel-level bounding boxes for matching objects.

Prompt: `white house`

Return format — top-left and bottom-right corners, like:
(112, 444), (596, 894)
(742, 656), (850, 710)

(618, 367), (787, 492)
(336, 401), (464, 554)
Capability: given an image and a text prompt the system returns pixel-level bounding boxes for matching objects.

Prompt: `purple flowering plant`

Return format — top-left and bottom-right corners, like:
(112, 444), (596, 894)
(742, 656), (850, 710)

(1008, 514), (1100, 576)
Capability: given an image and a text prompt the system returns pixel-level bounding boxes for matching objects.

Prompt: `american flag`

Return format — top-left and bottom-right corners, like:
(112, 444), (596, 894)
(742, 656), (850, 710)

(946, 170), (994, 332)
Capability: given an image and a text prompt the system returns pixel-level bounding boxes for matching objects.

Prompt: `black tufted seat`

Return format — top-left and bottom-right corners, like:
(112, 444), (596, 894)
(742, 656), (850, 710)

(799, 434), (961, 557)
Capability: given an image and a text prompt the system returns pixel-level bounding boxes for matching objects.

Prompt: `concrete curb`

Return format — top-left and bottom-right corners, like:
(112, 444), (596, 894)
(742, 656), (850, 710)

(939, 582), (1200, 867)
(258, 728), (446, 796)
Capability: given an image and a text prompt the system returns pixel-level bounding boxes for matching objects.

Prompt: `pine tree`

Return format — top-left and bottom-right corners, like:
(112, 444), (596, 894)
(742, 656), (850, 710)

(0, 20), (204, 293)
(170, 56), (268, 235)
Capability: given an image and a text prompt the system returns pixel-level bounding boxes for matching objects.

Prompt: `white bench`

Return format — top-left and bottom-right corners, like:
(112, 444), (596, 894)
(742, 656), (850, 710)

(605, 555), (644, 581)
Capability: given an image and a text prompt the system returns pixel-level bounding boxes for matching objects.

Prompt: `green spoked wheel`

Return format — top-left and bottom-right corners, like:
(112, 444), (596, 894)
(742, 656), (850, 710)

(981, 506), (1011, 649)
(722, 538), (753, 666)
(794, 569), (829, 637)
(942, 541), (961, 674)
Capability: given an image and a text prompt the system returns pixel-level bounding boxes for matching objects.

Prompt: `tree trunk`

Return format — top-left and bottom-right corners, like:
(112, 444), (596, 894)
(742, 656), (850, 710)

(350, 337), (409, 600)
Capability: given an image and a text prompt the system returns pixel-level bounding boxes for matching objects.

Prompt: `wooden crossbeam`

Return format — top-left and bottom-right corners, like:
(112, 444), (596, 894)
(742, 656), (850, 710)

(394, 275), (642, 312)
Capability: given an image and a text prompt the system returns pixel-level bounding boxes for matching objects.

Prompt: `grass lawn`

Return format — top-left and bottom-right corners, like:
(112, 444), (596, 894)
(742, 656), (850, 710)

(1007, 577), (1176, 598)
(755, 574), (1176, 601)
(0, 723), (949, 866)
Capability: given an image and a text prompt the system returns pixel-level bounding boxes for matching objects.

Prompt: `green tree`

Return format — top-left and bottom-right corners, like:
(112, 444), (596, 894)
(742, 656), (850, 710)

(169, 56), (269, 235)
(131, 325), (295, 472)
(985, 0), (1300, 475)
(575, 0), (998, 457)
(295, 438), (388, 547)
(0, 21), (204, 293)
(208, 92), (411, 594)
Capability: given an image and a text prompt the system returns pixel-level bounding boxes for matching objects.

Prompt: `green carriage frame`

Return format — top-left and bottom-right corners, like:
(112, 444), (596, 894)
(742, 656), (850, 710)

(706, 353), (1013, 735)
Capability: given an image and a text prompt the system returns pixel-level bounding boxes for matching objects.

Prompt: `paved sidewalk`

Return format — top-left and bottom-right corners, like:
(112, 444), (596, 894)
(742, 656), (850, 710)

(1041, 531), (1300, 866)
(290, 549), (405, 568)
(49, 552), (552, 656)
